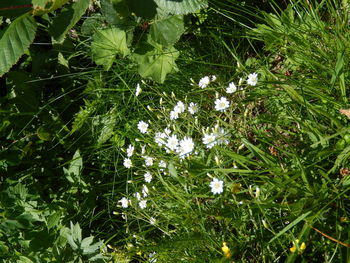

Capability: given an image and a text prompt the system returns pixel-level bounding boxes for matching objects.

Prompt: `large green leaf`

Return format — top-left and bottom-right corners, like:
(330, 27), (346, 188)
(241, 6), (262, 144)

(32, 0), (70, 16)
(49, 0), (90, 43)
(91, 27), (130, 70)
(133, 41), (179, 83)
(150, 14), (184, 46)
(154, 0), (208, 15)
(0, 14), (37, 77)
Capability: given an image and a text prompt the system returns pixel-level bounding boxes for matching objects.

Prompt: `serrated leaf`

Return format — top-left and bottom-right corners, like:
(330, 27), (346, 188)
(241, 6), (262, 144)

(64, 150), (83, 179)
(0, 14), (37, 77)
(32, 0), (70, 16)
(150, 15), (184, 46)
(91, 27), (129, 70)
(81, 236), (94, 248)
(72, 222), (82, 243)
(47, 212), (61, 230)
(154, 0), (208, 15)
(133, 43), (179, 83)
(49, 0), (90, 43)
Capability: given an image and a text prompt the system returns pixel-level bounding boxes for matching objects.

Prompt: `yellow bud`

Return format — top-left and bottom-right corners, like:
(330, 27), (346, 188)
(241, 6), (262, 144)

(221, 242), (232, 259)
(290, 245), (297, 253)
(300, 242), (306, 251)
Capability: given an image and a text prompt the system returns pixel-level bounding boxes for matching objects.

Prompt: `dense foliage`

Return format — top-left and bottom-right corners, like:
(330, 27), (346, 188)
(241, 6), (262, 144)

(1, 0), (350, 262)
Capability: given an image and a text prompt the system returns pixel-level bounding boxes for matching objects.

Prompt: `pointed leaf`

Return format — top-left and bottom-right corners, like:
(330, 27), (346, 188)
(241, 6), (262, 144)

(0, 14), (37, 77)
(154, 0), (208, 15)
(91, 27), (130, 70)
(49, 0), (90, 43)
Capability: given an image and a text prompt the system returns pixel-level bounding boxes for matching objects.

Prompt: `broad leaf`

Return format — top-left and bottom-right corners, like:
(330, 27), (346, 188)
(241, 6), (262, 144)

(0, 14), (37, 77)
(91, 27), (130, 70)
(49, 0), (90, 43)
(133, 42), (179, 83)
(150, 14), (184, 46)
(154, 0), (208, 15)
(32, 0), (70, 16)
(100, 0), (130, 25)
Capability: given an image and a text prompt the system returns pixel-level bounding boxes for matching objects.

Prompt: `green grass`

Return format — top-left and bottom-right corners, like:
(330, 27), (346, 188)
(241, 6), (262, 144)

(3, 0), (350, 262)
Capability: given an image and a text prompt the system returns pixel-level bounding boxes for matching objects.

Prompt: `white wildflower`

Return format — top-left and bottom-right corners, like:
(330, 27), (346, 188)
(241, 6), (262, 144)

(126, 144), (134, 157)
(123, 158), (132, 168)
(226, 82), (237, 94)
(137, 120), (149, 134)
(164, 127), (171, 135)
(144, 171), (152, 183)
(119, 197), (129, 208)
(247, 72), (258, 86)
(139, 200), (147, 209)
(174, 101), (186, 113)
(188, 102), (198, 114)
(198, 76), (211, 88)
(142, 184), (149, 197)
(178, 137), (195, 156)
(134, 192), (141, 200)
(214, 97), (230, 112)
(210, 178), (224, 195)
(170, 110), (179, 120)
(166, 134), (179, 151)
(141, 145), (146, 155)
(211, 75), (217, 82)
(154, 132), (166, 146)
(202, 133), (217, 149)
(159, 160), (167, 168)
(135, 83), (142, 96)
(144, 156), (153, 166)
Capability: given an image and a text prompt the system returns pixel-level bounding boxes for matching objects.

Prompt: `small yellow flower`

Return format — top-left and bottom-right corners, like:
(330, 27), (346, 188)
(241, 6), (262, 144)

(290, 239), (306, 253)
(222, 242), (232, 259)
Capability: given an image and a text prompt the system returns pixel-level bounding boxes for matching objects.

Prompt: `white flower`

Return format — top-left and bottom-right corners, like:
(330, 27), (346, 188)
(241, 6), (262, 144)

(210, 178), (224, 194)
(149, 217), (156, 225)
(170, 110), (179, 120)
(174, 101), (185, 113)
(142, 184), (149, 197)
(139, 200), (147, 209)
(144, 171), (152, 183)
(154, 132), (166, 146)
(123, 158), (132, 168)
(226, 82), (237, 94)
(134, 192), (141, 200)
(213, 126), (230, 145)
(137, 120), (149, 134)
(141, 145), (146, 155)
(166, 134), (179, 151)
(135, 83), (142, 96)
(158, 160), (167, 168)
(119, 197), (129, 208)
(247, 72), (258, 86)
(214, 97), (230, 112)
(144, 156), (153, 166)
(202, 133), (217, 149)
(188, 102), (198, 114)
(198, 76), (210, 88)
(149, 252), (157, 263)
(126, 144), (134, 157)
(211, 75), (217, 82)
(164, 128), (171, 135)
(178, 137), (195, 156)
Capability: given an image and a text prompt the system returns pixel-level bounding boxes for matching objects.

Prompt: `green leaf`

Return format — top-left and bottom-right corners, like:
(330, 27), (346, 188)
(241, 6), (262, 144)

(32, 0), (70, 15)
(154, 0), (208, 15)
(133, 42), (179, 83)
(64, 150), (83, 181)
(100, 0), (130, 25)
(71, 222), (82, 243)
(150, 15), (185, 46)
(0, 14), (37, 77)
(49, 0), (90, 43)
(91, 27), (130, 70)
(47, 212), (61, 230)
